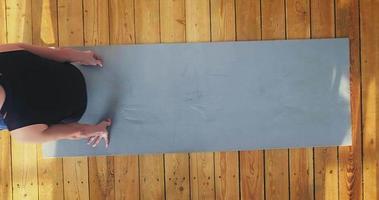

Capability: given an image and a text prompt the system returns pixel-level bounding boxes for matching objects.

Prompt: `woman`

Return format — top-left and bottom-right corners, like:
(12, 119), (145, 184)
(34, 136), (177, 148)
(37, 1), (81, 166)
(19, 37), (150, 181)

(0, 43), (110, 148)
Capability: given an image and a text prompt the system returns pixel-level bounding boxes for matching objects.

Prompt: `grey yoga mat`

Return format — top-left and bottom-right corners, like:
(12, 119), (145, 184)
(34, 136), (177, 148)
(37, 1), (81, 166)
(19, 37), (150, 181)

(42, 38), (351, 158)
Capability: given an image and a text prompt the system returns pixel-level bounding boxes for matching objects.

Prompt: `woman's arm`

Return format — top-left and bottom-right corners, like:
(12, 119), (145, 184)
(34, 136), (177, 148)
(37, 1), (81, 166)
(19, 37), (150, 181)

(0, 43), (24, 52)
(0, 43), (103, 66)
(10, 119), (111, 148)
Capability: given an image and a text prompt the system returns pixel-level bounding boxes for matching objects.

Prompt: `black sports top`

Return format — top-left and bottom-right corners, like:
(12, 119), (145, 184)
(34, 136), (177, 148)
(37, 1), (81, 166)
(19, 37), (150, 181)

(0, 50), (87, 131)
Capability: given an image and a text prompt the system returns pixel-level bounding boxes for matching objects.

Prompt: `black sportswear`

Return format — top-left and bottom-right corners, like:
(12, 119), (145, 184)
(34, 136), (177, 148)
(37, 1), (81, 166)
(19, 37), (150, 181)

(0, 50), (87, 131)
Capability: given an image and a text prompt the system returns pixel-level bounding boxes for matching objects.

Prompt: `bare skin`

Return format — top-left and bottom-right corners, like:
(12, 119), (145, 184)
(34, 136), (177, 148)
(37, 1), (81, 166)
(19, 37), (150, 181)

(0, 43), (110, 148)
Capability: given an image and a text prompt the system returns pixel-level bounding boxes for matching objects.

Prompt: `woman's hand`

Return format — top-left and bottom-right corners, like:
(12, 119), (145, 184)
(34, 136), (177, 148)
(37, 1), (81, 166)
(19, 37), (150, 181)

(62, 48), (103, 67)
(85, 118), (112, 148)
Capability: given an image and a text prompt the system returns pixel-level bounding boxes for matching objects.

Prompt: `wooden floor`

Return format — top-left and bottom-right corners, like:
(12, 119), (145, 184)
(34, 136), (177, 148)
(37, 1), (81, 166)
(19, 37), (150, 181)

(0, 0), (377, 199)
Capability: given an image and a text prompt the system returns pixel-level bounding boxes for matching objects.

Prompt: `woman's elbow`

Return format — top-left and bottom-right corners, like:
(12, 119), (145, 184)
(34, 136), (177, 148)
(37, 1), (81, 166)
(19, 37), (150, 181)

(9, 124), (49, 143)
(10, 132), (36, 143)
(10, 131), (44, 143)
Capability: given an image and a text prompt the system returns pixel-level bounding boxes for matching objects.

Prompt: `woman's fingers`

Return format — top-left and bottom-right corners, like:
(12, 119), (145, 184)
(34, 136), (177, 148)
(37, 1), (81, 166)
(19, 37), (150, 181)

(93, 54), (103, 67)
(95, 60), (103, 67)
(87, 136), (96, 145)
(89, 135), (100, 147)
(83, 118), (112, 148)
(79, 50), (103, 67)
(88, 51), (102, 67)
(91, 133), (108, 148)
(103, 132), (109, 148)
(86, 134), (107, 148)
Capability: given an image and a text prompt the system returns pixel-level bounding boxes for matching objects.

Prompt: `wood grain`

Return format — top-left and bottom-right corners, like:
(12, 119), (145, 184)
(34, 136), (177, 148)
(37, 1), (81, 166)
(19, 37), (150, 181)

(261, 1), (289, 199)
(114, 156), (139, 200)
(0, 130), (12, 200)
(6, 0), (32, 43)
(109, 0), (135, 44)
(336, 0), (363, 199)
(109, 0), (140, 199)
(83, 0), (110, 46)
(235, 0), (261, 41)
(135, 1), (165, 200)
(11, 141), (39, 200)
(32, 0), (58, 46)
(57, 0), (85, 46)
(311, 1), (339, 200)
(88, 156), (115, 200)
(160, 1), (190, 199)
(0, 0), (5, 44)
(210, 0), (236, 42)
(361, 0), (379, 199)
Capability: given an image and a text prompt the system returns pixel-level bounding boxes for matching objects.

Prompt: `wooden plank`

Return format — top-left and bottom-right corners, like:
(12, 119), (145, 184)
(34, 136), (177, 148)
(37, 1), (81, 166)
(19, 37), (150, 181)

(0, 2), (12, 200)
(6, 0), (32, 43)
(0, 0), (6, 43)
(239, 152), (264, 200)
(310, 0), (335, 38)
(88, 156), (115, 200)
(32, 1), (64, 199)
(185, 1), (215, 199)
(360, 0), (378, 199)
(11, 141), (39, 200)
(261, 1), (289, 199)
(114, 156), (139, 200)
(186, 0), (211, 42)
(214, 153), (239, 200)
(235, 0), (261, 41)
(135, 1), (165, 199)
(160, 1), (190, 199)
(109, 0), (135, 45)
(37, 144), (64, 200)
(135, 0), (161, 43)
(310, 1), (339, 200)
(0, 130), (12, 200)
(84, 0), (110, 46)
(32, 0), (59, 46)
(109, 1), (139, 199)
(286, 0), (314, 200)
(83, 1), (115, 200)
(335, 0), (363, 199)
(262, 0), (285, 39)
(6, 1), (39, 199)
(57, 0), (85, 46)
(210, 0), (239, 199)
(57, 0), (90, 199)
(160, 0), (186, 43)
(286, 0), (311, 38)
(210, 0), (236, 41)
(235, 0), (264, 199)
(164, 152), (190, 200)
